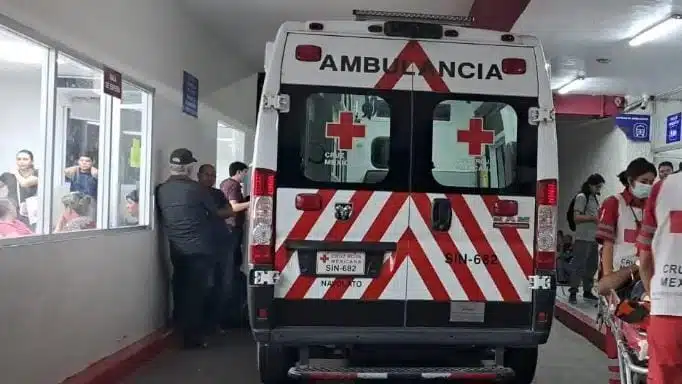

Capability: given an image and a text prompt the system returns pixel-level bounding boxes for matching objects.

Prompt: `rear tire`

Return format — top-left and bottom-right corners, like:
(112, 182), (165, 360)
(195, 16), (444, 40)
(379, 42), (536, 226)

(504, 346), (538, 384)
(257, 342), (296, 384)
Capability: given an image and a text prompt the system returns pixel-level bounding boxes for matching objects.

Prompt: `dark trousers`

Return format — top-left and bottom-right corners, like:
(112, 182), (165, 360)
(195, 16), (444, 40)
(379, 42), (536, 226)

(170, 249), (213, 343)
(205, 240), (236, 327)
(226, 226), (247, 326)
(568, 240), (599, 294)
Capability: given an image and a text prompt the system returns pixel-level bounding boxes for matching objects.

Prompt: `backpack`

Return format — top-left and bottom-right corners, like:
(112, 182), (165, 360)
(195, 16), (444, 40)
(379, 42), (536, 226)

(566, 193), (584, 232)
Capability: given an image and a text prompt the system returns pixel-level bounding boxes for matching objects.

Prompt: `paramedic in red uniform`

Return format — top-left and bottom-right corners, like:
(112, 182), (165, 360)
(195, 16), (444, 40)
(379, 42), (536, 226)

(595, 157), (657, 383)
(637, 170), (682, 384)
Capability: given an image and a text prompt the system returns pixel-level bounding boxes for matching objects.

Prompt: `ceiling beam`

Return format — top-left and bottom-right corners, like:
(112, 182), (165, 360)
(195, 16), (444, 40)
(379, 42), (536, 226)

(468, 0), (532, 32)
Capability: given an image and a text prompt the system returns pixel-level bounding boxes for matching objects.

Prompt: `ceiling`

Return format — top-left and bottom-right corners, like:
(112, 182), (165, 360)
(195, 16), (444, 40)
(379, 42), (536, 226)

(182, 0), (682, 97)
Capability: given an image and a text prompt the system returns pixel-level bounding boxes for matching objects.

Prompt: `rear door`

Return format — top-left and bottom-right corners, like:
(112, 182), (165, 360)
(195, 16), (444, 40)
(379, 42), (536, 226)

(272, 80), (413, 327)
(404, 41), (539, 329)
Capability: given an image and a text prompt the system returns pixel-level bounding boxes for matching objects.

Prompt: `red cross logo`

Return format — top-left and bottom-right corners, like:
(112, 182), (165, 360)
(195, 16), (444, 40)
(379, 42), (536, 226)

(624, 229), (638, 243)
(374, 40), (449, 93)
(326, 111), (366, 150)
(457, 118), (495, 156)
(320, 255), (329, 263)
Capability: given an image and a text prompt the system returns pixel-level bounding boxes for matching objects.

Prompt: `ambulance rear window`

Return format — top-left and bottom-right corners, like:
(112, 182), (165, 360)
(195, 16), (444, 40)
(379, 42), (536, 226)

(301, 92), (391, 184)
(431, 100), (518, 189)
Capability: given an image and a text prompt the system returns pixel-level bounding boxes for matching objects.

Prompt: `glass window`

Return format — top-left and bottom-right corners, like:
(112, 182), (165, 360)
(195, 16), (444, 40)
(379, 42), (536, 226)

(303, 93), (390, 184)
(431, 100), (518, 189)
(216, 123), (245, 186)
(52, 53), (103, 233)
(0, 27), (49, 238)
(109, 81), (151, 228)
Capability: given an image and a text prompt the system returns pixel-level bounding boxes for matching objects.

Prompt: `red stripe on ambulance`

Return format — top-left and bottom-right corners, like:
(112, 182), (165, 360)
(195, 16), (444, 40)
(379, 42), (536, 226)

(411, 193), (486, 301)
(448, 194), (520, 301)
(374, 40), (450, 92)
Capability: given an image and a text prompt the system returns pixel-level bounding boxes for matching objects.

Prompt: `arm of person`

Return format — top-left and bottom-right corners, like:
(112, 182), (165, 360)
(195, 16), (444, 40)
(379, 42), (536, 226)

(91, 167), (99, 178)
(636, 181), (662, 294)
(595, 196), (619, 277)
(597, 264), (637, 296)
(64, 166), (78, 179)
(229, 200), (250, 212)
(13, 172), (38, 188)
(573, 194), (597, 223)
(199, 187), (233, 219)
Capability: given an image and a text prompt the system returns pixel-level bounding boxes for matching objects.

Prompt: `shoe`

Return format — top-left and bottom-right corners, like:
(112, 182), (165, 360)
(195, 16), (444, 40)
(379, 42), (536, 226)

(568, 293), (577, 304)
(583, 292), (599, 301)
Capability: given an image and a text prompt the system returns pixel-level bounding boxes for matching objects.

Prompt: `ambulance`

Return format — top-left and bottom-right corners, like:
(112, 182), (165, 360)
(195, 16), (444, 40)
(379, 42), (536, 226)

(247, 10), (558, 383)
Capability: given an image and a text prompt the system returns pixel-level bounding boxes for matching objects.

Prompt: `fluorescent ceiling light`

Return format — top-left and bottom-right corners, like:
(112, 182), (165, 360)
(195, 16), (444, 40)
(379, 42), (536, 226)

(629, 14), (682, 47)
(557, 77), (584, 95)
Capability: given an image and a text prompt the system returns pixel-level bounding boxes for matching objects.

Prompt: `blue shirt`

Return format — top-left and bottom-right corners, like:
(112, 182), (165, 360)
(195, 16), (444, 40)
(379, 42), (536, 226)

(68, 170), (98, 198)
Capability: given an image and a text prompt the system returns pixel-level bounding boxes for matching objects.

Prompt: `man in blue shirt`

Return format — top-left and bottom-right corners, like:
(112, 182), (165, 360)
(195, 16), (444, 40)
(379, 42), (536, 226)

(197, 164), (236, 332)
(65, 154), (98, 199)
(156, 149), (232, 349)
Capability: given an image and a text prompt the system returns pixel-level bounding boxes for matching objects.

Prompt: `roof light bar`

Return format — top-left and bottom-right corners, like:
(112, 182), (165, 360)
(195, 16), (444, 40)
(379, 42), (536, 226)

(629, 14), (682, 47)
(352, 9), (473, 25)
(556, 75), (585, 95)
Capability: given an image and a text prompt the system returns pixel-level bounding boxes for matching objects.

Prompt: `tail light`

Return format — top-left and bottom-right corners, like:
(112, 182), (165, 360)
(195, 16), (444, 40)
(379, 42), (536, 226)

(295, 45), (322, 62)
(249, 168), (276, 265)
(535, 179), (558, 271)
(493, 199), (518, 217)
(501, 58), (526, 75)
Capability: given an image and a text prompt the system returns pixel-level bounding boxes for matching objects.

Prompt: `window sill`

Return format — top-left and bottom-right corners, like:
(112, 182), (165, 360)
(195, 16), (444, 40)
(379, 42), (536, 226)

(0, 226), (153, 248)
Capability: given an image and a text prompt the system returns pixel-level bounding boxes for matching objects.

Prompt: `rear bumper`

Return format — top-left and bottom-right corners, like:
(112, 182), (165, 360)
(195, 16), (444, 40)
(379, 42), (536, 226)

(253, 326), (549, 346)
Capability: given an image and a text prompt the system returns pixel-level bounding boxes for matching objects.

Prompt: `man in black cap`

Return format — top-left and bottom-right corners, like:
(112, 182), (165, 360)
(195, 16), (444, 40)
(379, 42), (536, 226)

(155, 148), (233, 348)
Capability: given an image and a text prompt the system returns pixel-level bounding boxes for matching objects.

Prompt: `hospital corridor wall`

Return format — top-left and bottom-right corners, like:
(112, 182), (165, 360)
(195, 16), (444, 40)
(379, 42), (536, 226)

(0, 1), (257, 383)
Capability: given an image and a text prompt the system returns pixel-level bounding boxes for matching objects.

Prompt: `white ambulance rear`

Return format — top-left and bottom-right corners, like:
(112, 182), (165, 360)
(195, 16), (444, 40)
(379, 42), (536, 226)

(248, 11), (558, 384)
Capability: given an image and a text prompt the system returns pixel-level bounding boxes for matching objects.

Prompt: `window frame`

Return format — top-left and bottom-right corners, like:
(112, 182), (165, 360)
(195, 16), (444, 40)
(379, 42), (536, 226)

(411, 92), (539, 197)
(276, 84), (411, 192)
(0, 15), (155, 247)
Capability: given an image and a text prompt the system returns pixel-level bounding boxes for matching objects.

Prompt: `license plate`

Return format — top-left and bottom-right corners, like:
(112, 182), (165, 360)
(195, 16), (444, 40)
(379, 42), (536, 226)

(449, 301), (485, 323)
(315, 252), (365, 276)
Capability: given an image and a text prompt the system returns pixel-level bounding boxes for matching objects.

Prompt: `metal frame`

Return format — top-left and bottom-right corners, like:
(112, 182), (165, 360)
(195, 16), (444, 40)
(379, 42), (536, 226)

(600, 296), (648, 384)
(0, 13), (155, 247)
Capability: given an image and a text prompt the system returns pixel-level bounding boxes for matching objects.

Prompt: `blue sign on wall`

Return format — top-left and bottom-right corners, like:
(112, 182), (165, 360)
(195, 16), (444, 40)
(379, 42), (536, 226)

(182, 71), (199, 118)
(615, 114), (650, 142)
(666, 112), (681, 144)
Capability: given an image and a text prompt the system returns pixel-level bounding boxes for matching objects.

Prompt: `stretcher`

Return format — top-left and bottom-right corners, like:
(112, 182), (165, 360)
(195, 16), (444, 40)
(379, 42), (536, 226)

(598, 289), (649, 384)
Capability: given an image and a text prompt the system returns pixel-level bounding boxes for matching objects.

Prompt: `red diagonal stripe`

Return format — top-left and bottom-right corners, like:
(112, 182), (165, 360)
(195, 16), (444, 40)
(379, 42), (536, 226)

(481, 195), (533, 276)
(350, 193), (410, 300)
(321, 190), (373, 300)
(283, 189), (336, 300)
(361, 229), (410, 301)
(405, 229), (450, 301)
(411, 193), (485, 301)
(374, 40), (449, 93)
(449, 194), (520, 301)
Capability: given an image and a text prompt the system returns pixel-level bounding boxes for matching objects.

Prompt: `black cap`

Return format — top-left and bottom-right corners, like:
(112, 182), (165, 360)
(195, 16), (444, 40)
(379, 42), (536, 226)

(169, 148), (197, 165)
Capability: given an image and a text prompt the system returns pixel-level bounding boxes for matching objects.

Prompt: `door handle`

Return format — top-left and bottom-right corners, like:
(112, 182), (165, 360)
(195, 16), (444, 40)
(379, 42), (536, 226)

(431, 198), (452, 231)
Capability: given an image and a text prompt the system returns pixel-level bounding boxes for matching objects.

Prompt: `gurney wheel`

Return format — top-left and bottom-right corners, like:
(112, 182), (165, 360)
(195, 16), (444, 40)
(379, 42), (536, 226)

(504, 346), (538, 384)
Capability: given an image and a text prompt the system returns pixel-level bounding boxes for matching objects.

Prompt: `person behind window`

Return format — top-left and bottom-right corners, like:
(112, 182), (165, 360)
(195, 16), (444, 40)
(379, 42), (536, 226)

(0, 198), (33, 238)
(658, 161), (674, 181)
(125, 189), (139, 225)
(155, 149), (233, 349)
(65, 154), (98, 199)
(6, 150), (40, 229)
(568, 173), (605, 304)
(55, 192), (95, 232)
(636, 170), (682, 384)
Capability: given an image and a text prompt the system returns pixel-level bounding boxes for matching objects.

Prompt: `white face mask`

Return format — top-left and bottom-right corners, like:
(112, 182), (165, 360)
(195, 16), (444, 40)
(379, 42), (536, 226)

(631, 182), (652, 199)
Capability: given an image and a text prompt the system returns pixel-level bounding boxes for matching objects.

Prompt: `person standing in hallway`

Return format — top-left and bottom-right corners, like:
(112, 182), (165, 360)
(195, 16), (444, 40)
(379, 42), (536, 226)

(657, 161), (674, 181)
(568, 173), (605, 304)
(219, 161), (250, 327)
(197, 164), (236, 332)
(155, 149), (233, 349)
(595, 158), (656, 383)
(637, 171), (682, 384)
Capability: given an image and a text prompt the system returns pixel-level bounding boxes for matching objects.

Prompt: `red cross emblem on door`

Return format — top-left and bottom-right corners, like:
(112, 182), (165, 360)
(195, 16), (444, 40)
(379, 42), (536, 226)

(457, 118), (495, 156)
(326, 111), (366, 150)
(320, 254), (329, 263)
